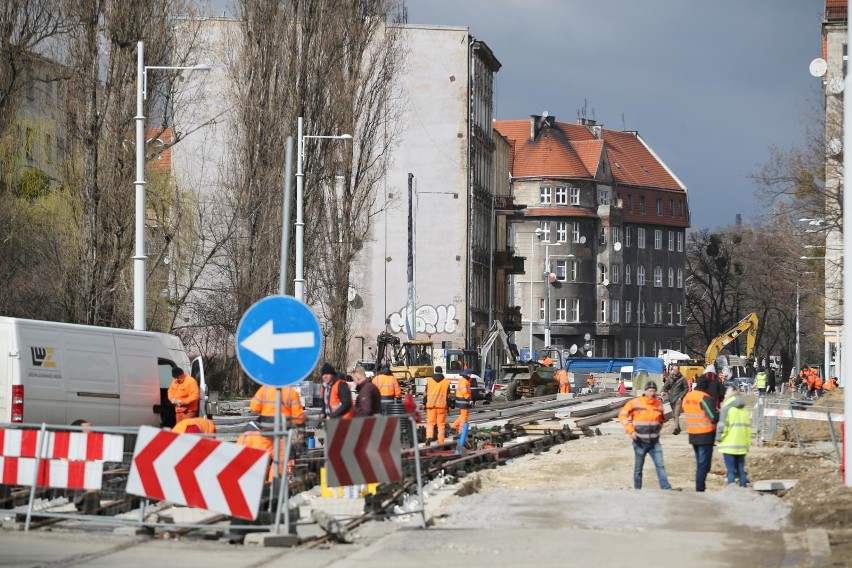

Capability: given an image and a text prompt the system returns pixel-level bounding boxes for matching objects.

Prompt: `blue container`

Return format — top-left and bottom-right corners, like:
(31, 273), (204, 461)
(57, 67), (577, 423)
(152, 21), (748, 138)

(307, 436), (316, 449)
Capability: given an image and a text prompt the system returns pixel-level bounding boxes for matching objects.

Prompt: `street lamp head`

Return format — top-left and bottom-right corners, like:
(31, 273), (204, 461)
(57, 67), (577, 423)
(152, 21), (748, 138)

(338, 134), (353, 140)
(192, 63), (212, 71)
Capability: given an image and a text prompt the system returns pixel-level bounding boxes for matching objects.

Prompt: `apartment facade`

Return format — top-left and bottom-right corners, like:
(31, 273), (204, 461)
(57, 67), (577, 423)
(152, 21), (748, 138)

(494, 115), (689, 358)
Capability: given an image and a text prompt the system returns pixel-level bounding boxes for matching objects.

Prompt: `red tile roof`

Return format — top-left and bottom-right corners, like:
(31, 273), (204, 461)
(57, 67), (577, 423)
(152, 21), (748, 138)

(825, 0), (847, 21)
(494, 117), (684, 192)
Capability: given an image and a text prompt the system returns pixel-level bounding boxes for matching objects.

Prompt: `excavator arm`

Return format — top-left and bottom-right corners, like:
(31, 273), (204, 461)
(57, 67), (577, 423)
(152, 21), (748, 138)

(704, 312), (759, 366)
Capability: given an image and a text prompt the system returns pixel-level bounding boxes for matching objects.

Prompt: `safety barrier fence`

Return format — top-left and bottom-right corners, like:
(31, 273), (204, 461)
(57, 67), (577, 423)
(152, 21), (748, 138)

(0, 415), (426, 535)
(755, 398), (844, 460)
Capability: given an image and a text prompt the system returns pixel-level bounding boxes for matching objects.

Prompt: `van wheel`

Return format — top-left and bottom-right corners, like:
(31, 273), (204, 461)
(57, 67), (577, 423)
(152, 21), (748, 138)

(505, 381), (520, 401)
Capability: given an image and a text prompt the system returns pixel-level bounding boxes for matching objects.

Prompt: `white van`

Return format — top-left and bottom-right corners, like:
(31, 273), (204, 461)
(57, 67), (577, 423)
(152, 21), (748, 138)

(0, 317), (205, 427)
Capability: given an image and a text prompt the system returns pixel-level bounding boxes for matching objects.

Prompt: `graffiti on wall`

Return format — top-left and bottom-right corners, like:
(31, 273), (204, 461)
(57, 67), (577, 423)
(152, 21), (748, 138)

(388, 304), (457, 334)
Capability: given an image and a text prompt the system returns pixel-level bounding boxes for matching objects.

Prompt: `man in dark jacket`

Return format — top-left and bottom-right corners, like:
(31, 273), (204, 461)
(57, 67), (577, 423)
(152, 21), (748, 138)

(682, 375), (719, 492)
(352, 365), (381, 416)
(702, 364), (724, 409)
(662, 364), (689, 435)
(767, 367), (777, 393)
(320, 362), (353, 420)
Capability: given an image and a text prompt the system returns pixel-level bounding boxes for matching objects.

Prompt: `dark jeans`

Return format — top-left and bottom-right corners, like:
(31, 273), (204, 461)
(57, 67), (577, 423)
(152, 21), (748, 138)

(692, 444), (714, 492)
(633, 440), (672, 490)
(722, 453), (748, 487)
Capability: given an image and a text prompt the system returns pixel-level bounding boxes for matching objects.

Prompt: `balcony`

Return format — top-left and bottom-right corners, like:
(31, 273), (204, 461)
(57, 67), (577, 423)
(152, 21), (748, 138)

(493, 249), (526, 274)
(503, 306), (523, 332)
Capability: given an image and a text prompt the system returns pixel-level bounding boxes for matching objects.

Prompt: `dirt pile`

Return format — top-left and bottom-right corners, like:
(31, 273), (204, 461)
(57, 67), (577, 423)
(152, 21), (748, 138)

(769, 388), (844, 444)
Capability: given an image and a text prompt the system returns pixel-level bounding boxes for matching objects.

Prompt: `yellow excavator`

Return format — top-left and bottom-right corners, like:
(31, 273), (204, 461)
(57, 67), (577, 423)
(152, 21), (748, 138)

(679, 312), (759, 381)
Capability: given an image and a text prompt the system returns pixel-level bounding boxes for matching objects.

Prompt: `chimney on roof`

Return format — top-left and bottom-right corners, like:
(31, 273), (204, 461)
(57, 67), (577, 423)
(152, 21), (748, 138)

(578, 117), (603, 139)
(530, 112), (555, 140)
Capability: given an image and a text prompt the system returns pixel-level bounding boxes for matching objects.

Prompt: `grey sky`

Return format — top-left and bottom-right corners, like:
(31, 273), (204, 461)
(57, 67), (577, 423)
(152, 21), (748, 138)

(406, 0), (822, 230)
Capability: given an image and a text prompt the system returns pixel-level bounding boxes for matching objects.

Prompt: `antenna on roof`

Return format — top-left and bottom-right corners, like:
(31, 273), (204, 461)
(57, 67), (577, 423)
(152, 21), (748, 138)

(621, 113), (626, 130)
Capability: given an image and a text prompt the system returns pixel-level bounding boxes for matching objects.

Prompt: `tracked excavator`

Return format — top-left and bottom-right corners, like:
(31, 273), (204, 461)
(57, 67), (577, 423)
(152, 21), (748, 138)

(677, 312), (759, 381)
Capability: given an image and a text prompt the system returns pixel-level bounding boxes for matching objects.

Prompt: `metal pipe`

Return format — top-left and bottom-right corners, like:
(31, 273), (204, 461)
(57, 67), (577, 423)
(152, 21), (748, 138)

(133, 41), (147, 330)
(295, 116), (305, 301)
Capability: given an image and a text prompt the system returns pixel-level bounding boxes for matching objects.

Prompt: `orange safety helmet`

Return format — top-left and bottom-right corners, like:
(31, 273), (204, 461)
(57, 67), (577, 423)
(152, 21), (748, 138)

(543, 357), (553, 366)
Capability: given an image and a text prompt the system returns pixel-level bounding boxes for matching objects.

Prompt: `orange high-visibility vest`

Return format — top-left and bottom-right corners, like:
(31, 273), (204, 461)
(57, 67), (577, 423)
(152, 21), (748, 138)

(425, 377), (450, 409)
(618, 395), (665, 443)
(682, 390), (715, 435)
(172, 417), (216, 434)
(374, 373), (402, 399)
(321, 378), (354, 419)
(250, 386), (305, 425)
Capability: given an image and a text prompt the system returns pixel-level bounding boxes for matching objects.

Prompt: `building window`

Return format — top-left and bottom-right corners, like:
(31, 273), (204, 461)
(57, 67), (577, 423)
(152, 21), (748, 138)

(589, 339), (596, 357)
(625, 264), (631, 285)
(639, 196), (646, 214)
(654, 302), (662, 324)
(678, 199), (684, 217)
(601, 339), (608, 357)
(625, 301), (632, 324)
(556, 298), (567, 321)
(639, 302), (646, 324)
(668, 230), (675, 251)
(540, 186), (552, 204)
(556, 260), (567, 281)
(624, 338), (632, 358)
(637, 265), (645, 286)
(656, 198), (663, 216)
(612, 226), (620, 247)
(599, 264), (608, 283)
(668, 303), (674, 325)
(612, 299), (621, 323)
(556, 186), (567, 204)
(556, 222), (568, 243)
(668, 267), (674, 288)
(654, 230), (662, 250)
(598, 189), (610, 206)
(539, 221), (550, 242)
(625, 227), (631, 248)
(637, 228), (646, 249)
(669, 199), (674, 217)
(572, 222), (580, 243)
(571, 298), (580, 322)
(570, 187), (580, 205)
(571, 259), (578, 281)
(611, 264), (620, 284)
(639, 340), (645, 357)
(539, 298), (545, 321)
(677, 303), (683, 325)
(599, 226), (607, 246)
(653, 266), (662, 287)
(627, 194), (633, 212)
(677, 232), (684, 252)
(677, 269), (683, 288)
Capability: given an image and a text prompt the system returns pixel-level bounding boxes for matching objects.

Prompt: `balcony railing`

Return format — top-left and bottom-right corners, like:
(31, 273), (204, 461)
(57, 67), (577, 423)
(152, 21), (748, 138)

(503, 306), (523, 332)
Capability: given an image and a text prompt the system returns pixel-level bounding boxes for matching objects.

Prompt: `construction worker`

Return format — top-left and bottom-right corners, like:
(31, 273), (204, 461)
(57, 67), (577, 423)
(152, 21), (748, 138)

(374, 364), (402, 414)
(716, 382), (751, 487)
(236, 422), (275, 481)
(754, 368), (767, 396)
(450, 369), (473, 433)
(813, 373), (825, 398)
(805, 367), (817, 400)
(319, 363), (354, 420)
(618, 381), (672, 490)
(172, 416), (216, 434)
(825, 376), (838, 391)
(542, 356), (553, 367)
(424, 366), (450, 444)
(587, 374), (597, 392)
(250, 384), (305, 426)
(662, 364), (688, 435)
(167, 367), (199, 422)
(682, 375), (719, 492)
(556, 367), (571, 394)
(352, 365), (382, 417)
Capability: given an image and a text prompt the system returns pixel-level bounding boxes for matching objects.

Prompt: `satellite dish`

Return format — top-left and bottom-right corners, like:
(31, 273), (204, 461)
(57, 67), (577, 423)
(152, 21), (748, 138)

(828, 138), (843, 156)
(548, 272), (557, 283)
(586, 350), (593, 357)
(570, 344), (578, 355)
(828, 77), (845, 95)
(613, 242), (622, 252)
(580, 236), (587, 244)
(542, 110), (549, 118)
(602, 278), (610, 286)
(809, 58), (828, 78)
(347, 286), (357, 302)
(584, 333), (591, 341)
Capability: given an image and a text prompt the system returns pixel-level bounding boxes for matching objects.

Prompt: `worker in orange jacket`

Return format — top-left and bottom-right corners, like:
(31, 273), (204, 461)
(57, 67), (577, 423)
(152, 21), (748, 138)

(250, 385), (305, 426)
(805, 368), (817, 400)
(236, 422), (277, 481)
(374, 365), (402, 414)
(172, 417), (216, 434)
(587, 374), (597, 391)
(824, 377), (838, 391)
(450, 369), (473, 433)
(319, 363), (353, 420)
(556, 368), (571, 394)
(424, 366), (450, 444)
(167, 367), (199, 422)
(618, 381), (672, 490)
(682, 375), (719, 492)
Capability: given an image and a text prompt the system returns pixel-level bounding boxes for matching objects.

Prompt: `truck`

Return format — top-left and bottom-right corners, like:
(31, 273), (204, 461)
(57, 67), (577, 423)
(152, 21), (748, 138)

(499, 346), (564, 400)
(0, 317), (206, 427)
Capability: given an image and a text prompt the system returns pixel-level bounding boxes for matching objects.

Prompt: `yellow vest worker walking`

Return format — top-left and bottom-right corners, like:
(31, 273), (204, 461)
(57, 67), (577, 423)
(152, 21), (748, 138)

(167, 368), (199, 422)
(250, 385), (305, 426)
(424, 366), (450, 444)
(451, 369), (473, 432)
(172, 417), (216, 434)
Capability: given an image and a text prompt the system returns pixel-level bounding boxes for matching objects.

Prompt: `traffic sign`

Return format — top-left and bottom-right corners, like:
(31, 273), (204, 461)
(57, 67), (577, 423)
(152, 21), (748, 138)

(324, 416), (402, 487)
(236, 295), (322, 387)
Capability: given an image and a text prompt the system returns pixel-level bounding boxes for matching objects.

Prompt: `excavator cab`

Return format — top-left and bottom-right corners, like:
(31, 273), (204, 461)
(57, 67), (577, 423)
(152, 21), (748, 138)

(375, 332), (433, 395)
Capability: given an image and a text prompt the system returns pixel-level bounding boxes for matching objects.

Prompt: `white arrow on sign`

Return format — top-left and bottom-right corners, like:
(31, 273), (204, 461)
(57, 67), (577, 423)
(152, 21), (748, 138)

(240, 320), (316, 364)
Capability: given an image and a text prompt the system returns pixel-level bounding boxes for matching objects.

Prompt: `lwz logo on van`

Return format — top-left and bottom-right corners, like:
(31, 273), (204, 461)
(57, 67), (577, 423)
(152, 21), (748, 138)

(31, 347), (57, 368)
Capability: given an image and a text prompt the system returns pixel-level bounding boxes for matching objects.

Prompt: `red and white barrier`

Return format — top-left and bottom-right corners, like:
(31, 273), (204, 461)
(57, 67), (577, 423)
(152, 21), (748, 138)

(126, 426), (269, 520)
(0, 429), (124, 461)
(0, 457), (104, 490)
(325, 416), (402, 487)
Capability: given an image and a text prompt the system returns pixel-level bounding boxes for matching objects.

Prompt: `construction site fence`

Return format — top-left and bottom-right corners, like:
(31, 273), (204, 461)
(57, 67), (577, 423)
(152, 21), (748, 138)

(754, 397), (844, 461)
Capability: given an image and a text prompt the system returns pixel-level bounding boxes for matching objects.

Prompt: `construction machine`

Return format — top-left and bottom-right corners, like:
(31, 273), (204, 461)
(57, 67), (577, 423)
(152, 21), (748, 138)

(675, 312), (760, 381)
(375, 331), (434, 395)
(500, 346), (563, 400)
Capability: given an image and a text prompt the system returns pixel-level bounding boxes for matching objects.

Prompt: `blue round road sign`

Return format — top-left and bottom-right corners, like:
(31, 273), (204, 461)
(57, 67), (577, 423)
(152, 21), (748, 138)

(236, 295), (323, 387)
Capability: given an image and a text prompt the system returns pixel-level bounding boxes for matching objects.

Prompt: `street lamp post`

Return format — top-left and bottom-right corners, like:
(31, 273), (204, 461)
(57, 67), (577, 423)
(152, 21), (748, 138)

(795, 271), (816, 380)
(294, 116), (352, 301)
(134, 41), (210, 330)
